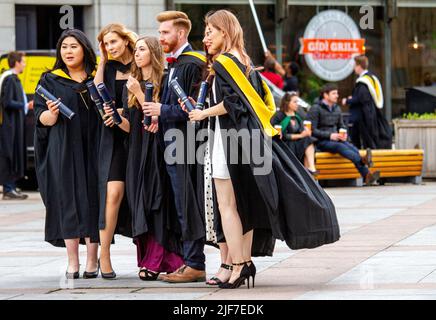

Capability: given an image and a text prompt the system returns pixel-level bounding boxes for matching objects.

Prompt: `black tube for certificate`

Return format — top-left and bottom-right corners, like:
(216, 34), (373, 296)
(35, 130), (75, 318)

(169, 78), (195, 112)
(35, 85), (75, 120)
(86, 81), (105, 120)
(96, 83), (122, 125)
(143, 83), (154, 126)
(194, 80), (209, 129)
(195, 81), (209, 110)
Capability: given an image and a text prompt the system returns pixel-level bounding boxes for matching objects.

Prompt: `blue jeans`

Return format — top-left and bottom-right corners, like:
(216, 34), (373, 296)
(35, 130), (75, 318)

(166, 164), (206, 271)
(3, 182), (16, 193)
(317, 140), (369, 178)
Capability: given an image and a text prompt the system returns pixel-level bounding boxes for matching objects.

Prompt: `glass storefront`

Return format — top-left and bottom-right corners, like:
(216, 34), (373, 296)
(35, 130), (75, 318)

(177, 1), (436, 119)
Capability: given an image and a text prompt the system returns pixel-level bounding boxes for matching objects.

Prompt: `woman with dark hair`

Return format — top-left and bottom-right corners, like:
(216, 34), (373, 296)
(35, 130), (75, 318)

(121, 35), (184, 280)
(271, 92), (317, 175)
(34, 29), (101, 279)
(93, 23), (137, 279)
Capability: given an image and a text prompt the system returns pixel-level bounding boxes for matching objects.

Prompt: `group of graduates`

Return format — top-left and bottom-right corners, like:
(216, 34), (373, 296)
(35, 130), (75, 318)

(6, 10), (342, 289)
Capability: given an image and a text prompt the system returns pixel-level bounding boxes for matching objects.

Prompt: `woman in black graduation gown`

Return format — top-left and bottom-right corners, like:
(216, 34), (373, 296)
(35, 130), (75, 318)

(187, 10), (340, 289)
(121, 35), (183, 280)
(270, 92), (318, 175)
(93, 23), (136, 279)
(34, 29), (100, 279)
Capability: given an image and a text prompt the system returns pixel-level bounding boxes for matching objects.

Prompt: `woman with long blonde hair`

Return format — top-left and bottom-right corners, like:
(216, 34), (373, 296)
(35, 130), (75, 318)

(124, 36), (184, 280)
(93, 23), (137, 279)
(186, 10), (339, 289)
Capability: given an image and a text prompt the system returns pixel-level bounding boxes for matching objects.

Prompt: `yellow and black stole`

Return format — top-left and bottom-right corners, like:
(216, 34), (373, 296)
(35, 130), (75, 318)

(213, 54), (279, 137)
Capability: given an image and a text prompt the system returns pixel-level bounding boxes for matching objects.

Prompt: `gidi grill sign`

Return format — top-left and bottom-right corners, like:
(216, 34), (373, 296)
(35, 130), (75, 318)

(300, 10), (365, 81)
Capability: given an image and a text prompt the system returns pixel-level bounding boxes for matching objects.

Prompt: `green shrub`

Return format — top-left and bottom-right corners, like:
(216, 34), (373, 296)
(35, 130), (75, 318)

(402, 112), (436, 120)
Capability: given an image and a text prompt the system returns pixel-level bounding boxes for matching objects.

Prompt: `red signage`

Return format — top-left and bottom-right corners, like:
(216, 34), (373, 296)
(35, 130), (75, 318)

(299, 38), (366, 60)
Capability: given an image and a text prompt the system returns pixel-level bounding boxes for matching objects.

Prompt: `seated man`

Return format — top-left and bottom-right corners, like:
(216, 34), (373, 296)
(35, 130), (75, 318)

(307, 83), (380, 185)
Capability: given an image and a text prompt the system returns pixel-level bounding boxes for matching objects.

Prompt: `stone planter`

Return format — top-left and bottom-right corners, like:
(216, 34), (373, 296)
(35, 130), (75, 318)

(393, 119), (436, 177)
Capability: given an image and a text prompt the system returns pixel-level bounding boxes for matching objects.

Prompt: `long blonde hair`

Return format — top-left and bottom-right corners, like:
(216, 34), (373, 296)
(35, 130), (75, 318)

(97, 23), (137, 60)
(128, 36), (164, 108)
(205, 10), (252, 76)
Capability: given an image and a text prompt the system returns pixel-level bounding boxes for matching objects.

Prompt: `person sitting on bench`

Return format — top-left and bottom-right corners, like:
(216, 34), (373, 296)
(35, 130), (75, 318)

(307, 83), (380, 186)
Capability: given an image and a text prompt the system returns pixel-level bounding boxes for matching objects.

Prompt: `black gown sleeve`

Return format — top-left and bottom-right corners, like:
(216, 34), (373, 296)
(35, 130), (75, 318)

(215, 73), (248, 125)
(33, 75), (54, 128)
(2, 77), (24, 110)
(270, 111), (285, 126)
(121, 84), (130, 120)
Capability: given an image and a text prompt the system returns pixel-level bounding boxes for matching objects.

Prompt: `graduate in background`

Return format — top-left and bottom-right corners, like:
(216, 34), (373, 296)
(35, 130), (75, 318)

(122, 35), (184, 281)
(343, 55), (392, 150)
(0, 51), (30, 200)
(270, 92), (317, 175)
(34, 29), (100, 279)
(187, 10), (340, 289)
(94, 23), (136, 279)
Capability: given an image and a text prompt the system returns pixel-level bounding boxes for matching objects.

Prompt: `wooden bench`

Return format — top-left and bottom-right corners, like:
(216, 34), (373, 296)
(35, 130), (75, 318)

(315, 149), (424, 186)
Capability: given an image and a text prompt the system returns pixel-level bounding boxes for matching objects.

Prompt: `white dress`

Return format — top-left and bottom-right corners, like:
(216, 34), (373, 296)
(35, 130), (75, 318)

(211, 78), (231, 179)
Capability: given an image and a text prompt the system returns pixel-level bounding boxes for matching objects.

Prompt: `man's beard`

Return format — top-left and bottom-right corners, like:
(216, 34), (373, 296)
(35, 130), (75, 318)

(163, 40), (177, 54)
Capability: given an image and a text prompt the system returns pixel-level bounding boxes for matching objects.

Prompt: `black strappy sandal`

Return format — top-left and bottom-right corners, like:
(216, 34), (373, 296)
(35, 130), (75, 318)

(206, 263), (233, 285)
(138, 268), (160, 281)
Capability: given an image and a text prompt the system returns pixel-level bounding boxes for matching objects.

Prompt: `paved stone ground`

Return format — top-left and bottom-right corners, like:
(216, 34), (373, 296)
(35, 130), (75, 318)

(1, 181), (436, 300)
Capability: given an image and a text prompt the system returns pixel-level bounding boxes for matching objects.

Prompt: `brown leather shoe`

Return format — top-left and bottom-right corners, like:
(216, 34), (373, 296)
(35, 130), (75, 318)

(158, 265), (186, 281)
(161, 265), (206, 283)
(365, 170), (380, 185)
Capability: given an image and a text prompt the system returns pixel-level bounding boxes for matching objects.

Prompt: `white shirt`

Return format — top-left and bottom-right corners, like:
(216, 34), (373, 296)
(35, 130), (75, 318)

(360, 70), (369, 78)
(167, 42), (190, 84)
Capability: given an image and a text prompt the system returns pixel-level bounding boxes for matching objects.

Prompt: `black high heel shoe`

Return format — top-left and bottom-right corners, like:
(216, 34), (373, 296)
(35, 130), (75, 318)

(246, 260), (256, 288)
(219, 262), (251, 289)
(83, 262), (99, 279)
(99, 259), (116, 280)
(65, 270), (80, 279)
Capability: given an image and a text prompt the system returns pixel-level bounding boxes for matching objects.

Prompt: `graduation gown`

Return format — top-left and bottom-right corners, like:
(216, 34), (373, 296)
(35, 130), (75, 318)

(270, 111), (317, 163)
(158, 47), (207, 242)
(124, 83), (182, 255)
(348, 73), (392, 149)
(34, 70), (100, 247)
(210, 53), (340, 250)
(0, 73), (26, 184)
(97, 60), (132, 237)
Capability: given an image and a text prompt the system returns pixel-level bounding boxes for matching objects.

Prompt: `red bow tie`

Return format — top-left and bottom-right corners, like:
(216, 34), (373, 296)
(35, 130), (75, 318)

(166, 57), (177, 64)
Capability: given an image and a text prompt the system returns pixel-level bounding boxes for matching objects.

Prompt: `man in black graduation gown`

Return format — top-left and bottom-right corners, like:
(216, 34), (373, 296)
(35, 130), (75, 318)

(0, 51), (30, 200)
(343, 55), (392, 149)
(142, 11), (206, 283)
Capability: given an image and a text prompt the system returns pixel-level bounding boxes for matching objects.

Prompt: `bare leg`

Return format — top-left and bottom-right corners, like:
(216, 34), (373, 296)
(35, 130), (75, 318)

(99, 181), (124, 273)
(65, 239), (80, 273)
(214, 178), (245, 284)
(85, 237), (98, 272)
(305, 144), (317, 172)
(242, 230), (253, 263)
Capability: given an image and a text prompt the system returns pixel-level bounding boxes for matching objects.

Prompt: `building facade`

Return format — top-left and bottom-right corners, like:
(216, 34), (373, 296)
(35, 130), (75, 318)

(1, 0), (435, 118)
(0, 0), (165, 52)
